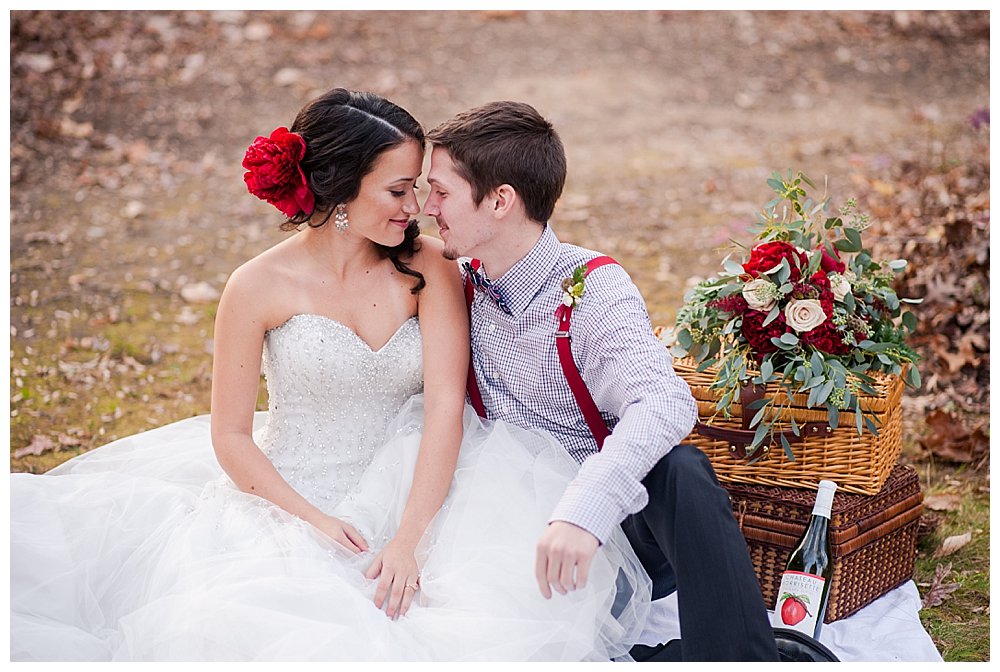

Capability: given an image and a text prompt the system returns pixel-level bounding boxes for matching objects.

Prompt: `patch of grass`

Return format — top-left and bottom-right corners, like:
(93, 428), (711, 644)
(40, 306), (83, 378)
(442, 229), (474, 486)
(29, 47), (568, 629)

(912, 458), (990, 662)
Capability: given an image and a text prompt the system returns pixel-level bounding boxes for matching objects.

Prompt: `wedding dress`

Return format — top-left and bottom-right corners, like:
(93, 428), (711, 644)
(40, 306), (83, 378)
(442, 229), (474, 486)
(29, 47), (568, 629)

(10, 313), (652, 661)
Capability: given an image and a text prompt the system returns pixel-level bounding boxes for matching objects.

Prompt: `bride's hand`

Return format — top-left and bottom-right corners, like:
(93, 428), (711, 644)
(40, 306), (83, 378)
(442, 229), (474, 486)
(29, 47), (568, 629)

(364, 538), (420, 619)
(313, 515), (368, 554)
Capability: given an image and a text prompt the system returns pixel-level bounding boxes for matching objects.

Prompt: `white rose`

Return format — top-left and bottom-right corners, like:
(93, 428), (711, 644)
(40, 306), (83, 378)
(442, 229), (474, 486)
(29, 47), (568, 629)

(562, 294), (575, 307)
(830, 274), (851, 302)
(785, 299), (827, 333)
(742, 277), (776, 312)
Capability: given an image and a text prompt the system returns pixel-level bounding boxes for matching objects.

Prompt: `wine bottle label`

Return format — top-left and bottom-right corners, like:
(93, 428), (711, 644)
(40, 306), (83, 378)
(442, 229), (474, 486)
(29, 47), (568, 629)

(772, 570), (826, 635)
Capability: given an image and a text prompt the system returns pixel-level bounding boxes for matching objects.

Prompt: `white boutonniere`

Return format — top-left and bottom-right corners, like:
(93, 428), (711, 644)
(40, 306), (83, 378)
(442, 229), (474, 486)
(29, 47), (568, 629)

(560, 265), (587, 309)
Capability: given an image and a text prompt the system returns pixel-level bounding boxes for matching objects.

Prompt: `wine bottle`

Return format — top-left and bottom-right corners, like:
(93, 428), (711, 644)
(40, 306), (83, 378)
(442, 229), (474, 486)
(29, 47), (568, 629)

(771, 479), (838, 638)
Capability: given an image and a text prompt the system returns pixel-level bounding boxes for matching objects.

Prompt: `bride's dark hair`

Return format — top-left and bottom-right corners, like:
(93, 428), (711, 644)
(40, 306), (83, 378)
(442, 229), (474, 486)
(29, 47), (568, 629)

(286, 88), (425, 293)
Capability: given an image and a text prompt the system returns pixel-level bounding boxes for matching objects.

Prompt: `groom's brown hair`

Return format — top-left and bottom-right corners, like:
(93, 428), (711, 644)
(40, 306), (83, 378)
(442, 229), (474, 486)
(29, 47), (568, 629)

(427, 101), (566, 224)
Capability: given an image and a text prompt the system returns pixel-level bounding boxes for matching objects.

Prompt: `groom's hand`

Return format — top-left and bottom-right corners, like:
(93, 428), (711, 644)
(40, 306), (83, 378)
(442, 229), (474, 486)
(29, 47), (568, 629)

(535, 521), (599, 599)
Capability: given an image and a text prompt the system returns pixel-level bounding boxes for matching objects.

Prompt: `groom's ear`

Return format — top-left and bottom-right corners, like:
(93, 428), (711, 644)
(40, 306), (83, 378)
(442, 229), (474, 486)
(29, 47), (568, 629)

(489, 184), (518, 219)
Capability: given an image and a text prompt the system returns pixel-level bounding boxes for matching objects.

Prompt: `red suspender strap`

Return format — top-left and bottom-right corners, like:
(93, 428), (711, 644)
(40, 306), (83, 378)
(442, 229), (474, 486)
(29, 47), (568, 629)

(555, 255), (618, 450)
(464, 259), (487, 418)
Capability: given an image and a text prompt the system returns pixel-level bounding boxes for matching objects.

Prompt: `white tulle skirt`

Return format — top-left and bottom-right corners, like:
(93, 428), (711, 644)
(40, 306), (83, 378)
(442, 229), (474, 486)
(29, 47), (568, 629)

(10, 396), (650, 661)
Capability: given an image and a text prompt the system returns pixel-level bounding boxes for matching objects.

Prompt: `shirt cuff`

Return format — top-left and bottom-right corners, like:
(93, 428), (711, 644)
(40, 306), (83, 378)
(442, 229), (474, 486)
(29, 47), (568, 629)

(547, 487), (640, 546)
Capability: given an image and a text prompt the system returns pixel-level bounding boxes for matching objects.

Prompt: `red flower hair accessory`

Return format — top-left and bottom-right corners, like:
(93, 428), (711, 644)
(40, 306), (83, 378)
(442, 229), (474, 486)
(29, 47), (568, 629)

(242, 127), (315, 218)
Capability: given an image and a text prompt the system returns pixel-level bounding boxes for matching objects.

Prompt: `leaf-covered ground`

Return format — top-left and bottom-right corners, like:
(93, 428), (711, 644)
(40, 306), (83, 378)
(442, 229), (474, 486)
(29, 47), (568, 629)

(9, 10), (989, 661)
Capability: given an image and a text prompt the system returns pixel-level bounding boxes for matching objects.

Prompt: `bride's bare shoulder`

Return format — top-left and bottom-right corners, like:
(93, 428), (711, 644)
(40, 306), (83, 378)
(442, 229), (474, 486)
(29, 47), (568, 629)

(410, 235), (457, 277)
(220, 236), (303, 309)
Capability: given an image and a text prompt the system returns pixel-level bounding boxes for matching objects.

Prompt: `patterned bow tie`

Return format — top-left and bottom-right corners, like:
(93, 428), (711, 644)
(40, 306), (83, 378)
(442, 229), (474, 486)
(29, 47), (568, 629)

(463, 261), (512, 315)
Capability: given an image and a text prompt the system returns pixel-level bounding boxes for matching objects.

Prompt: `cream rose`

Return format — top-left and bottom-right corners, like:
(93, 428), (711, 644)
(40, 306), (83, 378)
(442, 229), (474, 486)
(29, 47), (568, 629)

(830, 274), (851, 302)
(742, 278), (776, 312)
(785, 299), (827, 333)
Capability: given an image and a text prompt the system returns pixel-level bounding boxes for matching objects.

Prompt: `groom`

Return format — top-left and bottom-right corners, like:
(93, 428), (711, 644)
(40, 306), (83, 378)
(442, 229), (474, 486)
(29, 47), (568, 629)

(422, 101), (779, 662)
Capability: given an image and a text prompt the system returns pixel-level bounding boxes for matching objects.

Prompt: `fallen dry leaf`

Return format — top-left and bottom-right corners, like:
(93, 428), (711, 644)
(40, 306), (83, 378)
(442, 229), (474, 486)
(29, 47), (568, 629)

(934, 531), (972, 558)
(919, 409), (990, 464)
(923, 493), (963, 512)
(921, 562), (961, 609)
(14, 434), (57, 459)
(57, 433), (82, 447)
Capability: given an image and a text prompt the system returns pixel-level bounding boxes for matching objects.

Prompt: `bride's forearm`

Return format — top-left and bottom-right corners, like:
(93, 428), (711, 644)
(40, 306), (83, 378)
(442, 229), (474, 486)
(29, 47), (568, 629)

(391, 410), (463, 548)
(213, 434), (327, 528)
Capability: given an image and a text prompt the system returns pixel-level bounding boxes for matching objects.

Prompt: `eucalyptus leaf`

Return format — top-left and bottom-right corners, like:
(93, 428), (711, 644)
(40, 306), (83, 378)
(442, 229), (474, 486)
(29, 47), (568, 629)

(826, 404), (840, 429)
(780, 433), (796, 461)
(777, 259), (791, 284)
(780, 333), (799, 345)
(844, 227), (862, 250)
(834, 238), (859, 253)
(762, 305), (780, 327)
(696, 358), (718, 373)
(669, 344), (688, 358)
(723, 257), (745, 275)
(677, 329), (693, 349)
(817, 379), (834, 405)
(863, 415), (880, 436)
(749, 405), (768, 429)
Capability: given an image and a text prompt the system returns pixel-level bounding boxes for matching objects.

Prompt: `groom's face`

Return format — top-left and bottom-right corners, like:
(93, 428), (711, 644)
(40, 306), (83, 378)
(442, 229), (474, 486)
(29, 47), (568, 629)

(424, 147), (494, 261)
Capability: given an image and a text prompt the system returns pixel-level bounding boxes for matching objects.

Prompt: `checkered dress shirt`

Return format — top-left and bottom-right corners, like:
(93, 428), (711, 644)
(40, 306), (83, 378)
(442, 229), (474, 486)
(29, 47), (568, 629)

(467, 225), (699, 544)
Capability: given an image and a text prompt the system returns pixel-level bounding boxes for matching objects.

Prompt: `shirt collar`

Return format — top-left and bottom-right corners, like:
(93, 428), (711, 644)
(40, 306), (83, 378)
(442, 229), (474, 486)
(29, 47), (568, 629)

(490, 224), (562, 317)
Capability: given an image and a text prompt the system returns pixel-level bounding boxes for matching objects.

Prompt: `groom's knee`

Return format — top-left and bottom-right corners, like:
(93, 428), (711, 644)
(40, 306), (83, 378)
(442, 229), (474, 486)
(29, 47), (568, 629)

(644, 443), (716, 494)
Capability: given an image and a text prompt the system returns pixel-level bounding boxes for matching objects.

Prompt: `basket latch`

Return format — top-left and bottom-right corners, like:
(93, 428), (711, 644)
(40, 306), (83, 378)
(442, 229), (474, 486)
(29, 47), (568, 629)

(696, 381), (835, 459)
(695, 421), (835, 459)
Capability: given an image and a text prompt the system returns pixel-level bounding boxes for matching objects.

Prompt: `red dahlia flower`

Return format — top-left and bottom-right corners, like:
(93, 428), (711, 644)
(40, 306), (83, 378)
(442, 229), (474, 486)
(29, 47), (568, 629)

(742, 242), (807, 281)
(242, 127), (315, 218)
(816, 245), (847, 274)
(741, 309), (788, 359)
(708, 295), (749, 315)
(800, 320), (851, 355)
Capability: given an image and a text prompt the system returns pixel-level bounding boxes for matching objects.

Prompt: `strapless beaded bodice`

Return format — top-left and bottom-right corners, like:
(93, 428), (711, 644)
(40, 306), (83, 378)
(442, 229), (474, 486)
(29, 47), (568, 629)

(258, 314), (423, 511)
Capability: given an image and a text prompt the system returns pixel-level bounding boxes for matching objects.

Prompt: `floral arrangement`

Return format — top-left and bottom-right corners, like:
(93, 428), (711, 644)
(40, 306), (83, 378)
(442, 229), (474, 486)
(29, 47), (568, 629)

(670, 171), (921, 458)
(242, 126), (314, 217)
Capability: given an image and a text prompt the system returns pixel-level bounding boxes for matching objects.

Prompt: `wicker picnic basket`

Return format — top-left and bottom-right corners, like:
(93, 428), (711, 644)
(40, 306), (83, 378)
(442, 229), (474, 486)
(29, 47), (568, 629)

(724, 464), (923, 623)
(673, 355), (905, 495)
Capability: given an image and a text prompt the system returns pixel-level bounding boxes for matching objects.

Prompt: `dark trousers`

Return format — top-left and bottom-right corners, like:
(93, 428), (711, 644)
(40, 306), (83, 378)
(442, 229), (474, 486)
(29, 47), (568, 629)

(621, 444), (779, 662)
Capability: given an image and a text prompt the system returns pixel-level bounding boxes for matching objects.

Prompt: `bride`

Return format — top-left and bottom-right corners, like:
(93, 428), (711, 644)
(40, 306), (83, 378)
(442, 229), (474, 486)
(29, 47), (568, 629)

(10, 87), (650, 661)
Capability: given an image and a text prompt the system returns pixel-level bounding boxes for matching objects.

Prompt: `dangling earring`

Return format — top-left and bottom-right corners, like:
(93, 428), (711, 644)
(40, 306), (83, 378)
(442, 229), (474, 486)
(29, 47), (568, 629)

(334, 203), (349, 232)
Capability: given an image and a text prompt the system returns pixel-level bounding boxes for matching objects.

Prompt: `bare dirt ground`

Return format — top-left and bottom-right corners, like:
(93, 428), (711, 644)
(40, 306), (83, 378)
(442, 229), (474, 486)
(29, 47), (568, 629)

(9, 9), (990, 660)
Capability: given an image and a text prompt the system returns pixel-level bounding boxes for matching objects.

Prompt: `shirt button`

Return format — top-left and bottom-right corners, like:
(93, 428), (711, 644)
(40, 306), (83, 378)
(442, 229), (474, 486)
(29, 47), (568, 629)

(489, 323), (497, 333)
